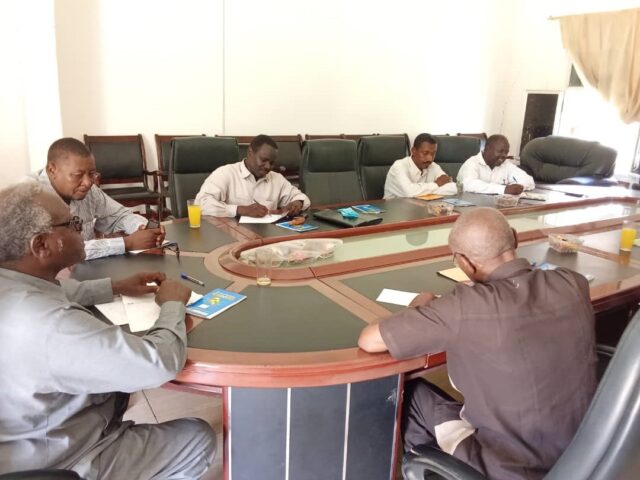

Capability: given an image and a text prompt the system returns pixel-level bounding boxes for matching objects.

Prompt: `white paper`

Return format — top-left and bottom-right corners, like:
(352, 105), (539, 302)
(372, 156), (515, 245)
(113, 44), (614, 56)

(376, 288), (419, 306)
(239, 213), (286, 224)
(129, 239), (174, 255)
(95, 298), (129, 325)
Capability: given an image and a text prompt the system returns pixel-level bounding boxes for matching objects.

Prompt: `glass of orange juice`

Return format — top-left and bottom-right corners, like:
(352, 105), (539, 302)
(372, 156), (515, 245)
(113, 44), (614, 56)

(187, 199), (201, 228)
(620, 220), (637, 251)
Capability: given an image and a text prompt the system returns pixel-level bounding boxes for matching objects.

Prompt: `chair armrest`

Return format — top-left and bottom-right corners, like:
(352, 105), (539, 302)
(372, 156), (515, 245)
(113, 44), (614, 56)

(402, 446), (486, 480)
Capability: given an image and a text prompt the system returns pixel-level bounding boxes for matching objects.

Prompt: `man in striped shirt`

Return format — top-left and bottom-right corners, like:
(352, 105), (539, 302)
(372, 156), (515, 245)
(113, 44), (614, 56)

(27, 138), (165, 260)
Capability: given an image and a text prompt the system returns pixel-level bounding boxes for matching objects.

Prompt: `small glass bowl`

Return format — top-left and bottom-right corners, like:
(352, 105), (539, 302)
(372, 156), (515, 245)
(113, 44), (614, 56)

(495, 194), (520, 208)
(427, 202), (454, 216)
(548, 233), (584, 253)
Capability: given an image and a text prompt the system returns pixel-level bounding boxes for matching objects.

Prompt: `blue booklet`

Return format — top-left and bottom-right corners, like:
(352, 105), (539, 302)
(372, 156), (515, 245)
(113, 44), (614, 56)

(352, 204), (385, 214)
(276, 221), (318, 232)
(186, 288), (246, 319)
(442, 198), (475, 207)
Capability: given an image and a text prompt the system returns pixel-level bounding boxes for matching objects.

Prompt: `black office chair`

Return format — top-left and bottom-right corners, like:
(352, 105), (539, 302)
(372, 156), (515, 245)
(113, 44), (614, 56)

(300, 139), (364, 206)
(358, 135), (409, 200)
(168, 136), (238, 218)
(83, 134), (163, 220)
(402, 309), (640, 480)
(0, 470), (82, 480)
(433, 136), (482, 180)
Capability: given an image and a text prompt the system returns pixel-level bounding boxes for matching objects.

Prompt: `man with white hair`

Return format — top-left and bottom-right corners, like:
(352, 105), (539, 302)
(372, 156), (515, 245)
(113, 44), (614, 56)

(0, 183), (215, 479)
(358, 208), (596, 479)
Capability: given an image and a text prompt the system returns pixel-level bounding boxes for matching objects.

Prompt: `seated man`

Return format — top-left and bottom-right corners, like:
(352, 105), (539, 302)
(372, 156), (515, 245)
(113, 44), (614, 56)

(457, 134), (535, 194)
(384, 133), (457, 199)
(27, 137), (165, 260)
(195, 134), (310, 217)
(358, 208), (596, 479)
(0, 183), (215, 479)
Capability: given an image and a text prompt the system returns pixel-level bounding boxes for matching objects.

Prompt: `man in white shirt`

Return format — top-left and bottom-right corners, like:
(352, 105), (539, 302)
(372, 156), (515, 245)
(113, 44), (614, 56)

(457, 134), (535, 195)
(384, 133), (457, 199)
(195, 134), (310, 217)
(27, 138), (165, 260)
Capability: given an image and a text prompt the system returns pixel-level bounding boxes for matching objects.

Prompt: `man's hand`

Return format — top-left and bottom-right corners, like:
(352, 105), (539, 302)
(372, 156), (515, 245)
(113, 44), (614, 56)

(504, 184), (524, 195)
(284, 200), (304, 217)
(237, 203), (269, 217)
(112, 272), (166, 297)
(155, 279), (192, 306)
(124, 225), (165, 251)
(435, 174), (452, 187)
(409, 292), (437, 308)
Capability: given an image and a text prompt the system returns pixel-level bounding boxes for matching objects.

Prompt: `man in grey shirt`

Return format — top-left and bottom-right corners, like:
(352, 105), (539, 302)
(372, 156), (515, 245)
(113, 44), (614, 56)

(359, 208), (596, 479)
(27, 137), (165, 260)
(0, 183), (215, 479)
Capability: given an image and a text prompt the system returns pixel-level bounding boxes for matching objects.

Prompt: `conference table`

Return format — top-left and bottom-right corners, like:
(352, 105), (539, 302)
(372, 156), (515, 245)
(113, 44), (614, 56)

(73, 185), (640, 480)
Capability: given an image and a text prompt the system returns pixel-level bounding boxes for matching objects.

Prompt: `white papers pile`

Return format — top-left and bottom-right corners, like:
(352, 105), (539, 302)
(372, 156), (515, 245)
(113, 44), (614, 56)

(238, 213), (286, 224)
(129, 239), (175, 255)
(96, 291), (202, 332)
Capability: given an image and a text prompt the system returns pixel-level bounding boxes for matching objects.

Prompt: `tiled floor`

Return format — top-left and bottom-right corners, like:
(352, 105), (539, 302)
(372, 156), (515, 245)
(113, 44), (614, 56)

(123, 367), (460, 480)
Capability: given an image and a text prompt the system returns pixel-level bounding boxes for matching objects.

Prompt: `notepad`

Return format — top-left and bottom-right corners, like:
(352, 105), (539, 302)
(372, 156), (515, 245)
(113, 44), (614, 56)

(129, 240), (176, 255)
(415, 194), (443, 201)
(442, 198), (475, 207)
(239, 213), (287, 224)
(437, 267), (470, 282)
(376, 288), (419, 306)
(186, 288), (246, 319)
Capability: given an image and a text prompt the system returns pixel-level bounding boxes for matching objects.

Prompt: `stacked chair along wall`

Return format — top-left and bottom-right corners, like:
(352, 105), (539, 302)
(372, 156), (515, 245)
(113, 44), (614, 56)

(402, 308), (640, 480)
(168, 136), (239, 218)
(358, 135), (410, 200)
(300, 139), (364, 206)
(83, 134), (163, 220)
(519, 136), (618, 186)
(155, 134), (206, 217)
(433, 135), (482, 180)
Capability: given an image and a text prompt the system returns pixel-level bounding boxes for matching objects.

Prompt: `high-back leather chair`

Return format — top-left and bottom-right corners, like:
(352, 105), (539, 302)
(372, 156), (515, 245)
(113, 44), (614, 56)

(520, 136), (617, 185)
(272, 135), (304, 183)
(83, 134), (163, 219)
(358, 135), (409, 200)
(433, 135), (482, 180)
(300, 139), (363, 206)
(168, 136), (238, 218)
(402, 309), (640, 480)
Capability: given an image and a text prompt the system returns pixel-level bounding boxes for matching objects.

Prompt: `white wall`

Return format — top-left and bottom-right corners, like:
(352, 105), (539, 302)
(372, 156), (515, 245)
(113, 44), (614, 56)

(0, 0), (62, 187)
(0, 0), (571, 184)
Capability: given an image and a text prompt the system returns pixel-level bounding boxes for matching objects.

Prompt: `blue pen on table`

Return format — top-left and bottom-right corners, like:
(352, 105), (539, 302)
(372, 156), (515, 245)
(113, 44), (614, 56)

(180, 273), (205, 287)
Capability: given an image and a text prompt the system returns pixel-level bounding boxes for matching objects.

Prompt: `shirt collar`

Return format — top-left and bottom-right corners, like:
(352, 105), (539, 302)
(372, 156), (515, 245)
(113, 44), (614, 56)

(240, 159), (271, 183)
(486, 258), (533, 282)
(407, 156), (428, 176)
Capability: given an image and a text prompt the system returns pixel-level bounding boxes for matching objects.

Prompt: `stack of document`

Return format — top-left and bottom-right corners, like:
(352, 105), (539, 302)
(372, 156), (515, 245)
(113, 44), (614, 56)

(96, 291), (202, 332)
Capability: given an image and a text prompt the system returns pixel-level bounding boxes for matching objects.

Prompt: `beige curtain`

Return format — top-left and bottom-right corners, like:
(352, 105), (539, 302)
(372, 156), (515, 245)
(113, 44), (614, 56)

(560, 8), (640, 123)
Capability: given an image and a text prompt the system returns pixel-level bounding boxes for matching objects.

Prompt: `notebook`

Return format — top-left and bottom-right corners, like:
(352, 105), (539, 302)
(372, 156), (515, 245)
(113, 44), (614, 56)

(437, 267), (470, 282)
(312, 209), (383, 228)
(415, 194), (443, 201)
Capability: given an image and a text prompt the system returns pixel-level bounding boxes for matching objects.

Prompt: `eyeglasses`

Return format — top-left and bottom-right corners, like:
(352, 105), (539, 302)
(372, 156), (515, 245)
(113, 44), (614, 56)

(162, 241), (180, 260)
(52, 216), (84, 232)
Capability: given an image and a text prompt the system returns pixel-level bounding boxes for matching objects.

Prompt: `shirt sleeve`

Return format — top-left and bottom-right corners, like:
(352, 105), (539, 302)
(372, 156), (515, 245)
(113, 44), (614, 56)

(84, 237), (127, 260)
(506, 162), (536, 191)
(46, 301), (188, 394)
(457, 160), (506, 194)
(275, 174), (311, 210)
(90, 187), (147, 235)
(59, 278), (114, 306)
(378, 293), (460, 359)
(195, 169), (238, 217)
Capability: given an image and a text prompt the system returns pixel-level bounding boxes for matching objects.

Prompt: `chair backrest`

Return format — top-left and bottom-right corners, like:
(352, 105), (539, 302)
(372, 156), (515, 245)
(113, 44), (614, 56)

(155, 134), (206, 172)
(457, 132), (487, 150)
(433, 135), (482, 180)
(272, 135), (303, 178)
(358, 135), (409, 200)
(300, 139), (363, 206)
(544, 310), (640, 480)
(305, 134), (344, 141)
(168, 136), (238, 218)
(83, 134), (147, 182)
(520, 136), (617, 183)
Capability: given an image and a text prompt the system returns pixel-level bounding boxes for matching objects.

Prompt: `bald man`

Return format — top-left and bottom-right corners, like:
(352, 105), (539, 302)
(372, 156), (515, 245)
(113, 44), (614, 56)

(359, 208), (596, 479)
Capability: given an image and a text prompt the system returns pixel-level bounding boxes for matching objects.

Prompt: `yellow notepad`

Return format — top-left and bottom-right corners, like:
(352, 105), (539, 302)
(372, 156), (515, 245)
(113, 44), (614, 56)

(415, 193), (443, 201)
(437, 267), (470, 282)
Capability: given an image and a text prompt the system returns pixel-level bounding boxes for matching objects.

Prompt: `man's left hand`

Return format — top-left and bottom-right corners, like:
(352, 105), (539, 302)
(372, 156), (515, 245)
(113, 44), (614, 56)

(435, 174), (452, 187)
(409, 292), (437, 307)
(284, 200), (304, 217)
(112, 272), (167, 297)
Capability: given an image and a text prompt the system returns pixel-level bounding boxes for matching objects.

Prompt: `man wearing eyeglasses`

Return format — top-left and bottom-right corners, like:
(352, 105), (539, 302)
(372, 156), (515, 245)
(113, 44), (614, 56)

(26, 137), (165, 260)
(358, 208), (596, 479)
(0, 183), (215, 479)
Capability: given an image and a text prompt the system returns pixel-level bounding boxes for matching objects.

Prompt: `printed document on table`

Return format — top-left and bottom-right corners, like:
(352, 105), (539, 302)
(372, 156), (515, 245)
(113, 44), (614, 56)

(239, 213), (287, 224)
(129, 240), (174, 255)
(376, 288), (419, 306)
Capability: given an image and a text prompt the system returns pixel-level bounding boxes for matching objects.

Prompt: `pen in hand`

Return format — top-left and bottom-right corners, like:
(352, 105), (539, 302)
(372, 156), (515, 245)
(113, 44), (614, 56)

(180, 272), (205, 287)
